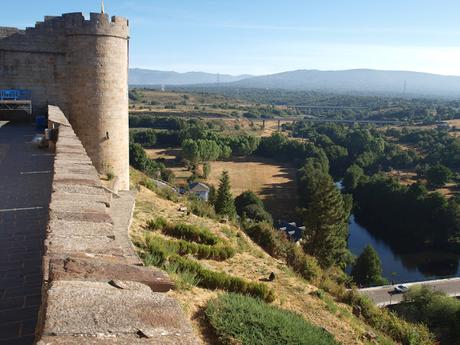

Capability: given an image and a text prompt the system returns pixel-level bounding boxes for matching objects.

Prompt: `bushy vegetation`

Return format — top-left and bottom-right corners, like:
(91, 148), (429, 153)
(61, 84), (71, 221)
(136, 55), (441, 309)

(169, 255), (275, 302)
(129, 143), (175, 183)
(205, 293), (339, 345)
(341, 289), (433, 345)
(139, 235), (273, 301)
(144, 231), (234, 261)
(131, 129), (157, 147)
(235, 191), (272, 223)
(139, 178), (178, 201)
(351, 245), (387, 287)
(160, 222), (219, 245)
(187, 196), (218, 219)
(146, 216), (168, 231)
(397, 286), (460, 344)
(244, 222), (322, 282)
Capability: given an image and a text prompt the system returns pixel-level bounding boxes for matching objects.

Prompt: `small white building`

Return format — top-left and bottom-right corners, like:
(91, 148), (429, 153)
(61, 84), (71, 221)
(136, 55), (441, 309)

(189, 182), (210, 202)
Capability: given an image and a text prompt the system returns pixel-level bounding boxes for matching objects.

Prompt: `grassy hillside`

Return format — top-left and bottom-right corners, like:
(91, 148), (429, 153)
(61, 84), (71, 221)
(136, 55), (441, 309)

(128, 168), (431, 345)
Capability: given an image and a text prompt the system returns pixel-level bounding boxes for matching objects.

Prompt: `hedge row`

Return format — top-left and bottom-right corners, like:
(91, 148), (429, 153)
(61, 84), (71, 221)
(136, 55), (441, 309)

(147, 218), (221, 246)
(169, 255), (275, 302)
(244, 222), (322, 282)
(145, 234), (235, 261)
(141, 237), (274, 302)
(163, 223), (220, 245)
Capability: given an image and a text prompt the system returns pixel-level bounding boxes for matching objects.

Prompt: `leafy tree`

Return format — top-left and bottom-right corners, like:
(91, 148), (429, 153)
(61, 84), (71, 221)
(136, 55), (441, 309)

(235, 191), (272, 223)
(129, 143), (149, 171)
(182, 139), (200, 164)
(343, 164), (365, 192)
(235, 191), (264, 213)
(351, 245), (386, 287)
(402, 285), (460, 344)
(215, 171), (236, 218)
(425, 164), (453, 187)
(202, 162), (211, 179)
(131, 129), (157, 147)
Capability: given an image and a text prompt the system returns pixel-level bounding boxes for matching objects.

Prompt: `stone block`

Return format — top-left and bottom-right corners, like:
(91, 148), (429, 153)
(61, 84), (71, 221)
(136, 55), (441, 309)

(45, 234), (123, 257)
(49, 257), (173, 292)
(49, 210), (112, 223)
(40, 281), (198, 344)
(47, 220), (114, 237)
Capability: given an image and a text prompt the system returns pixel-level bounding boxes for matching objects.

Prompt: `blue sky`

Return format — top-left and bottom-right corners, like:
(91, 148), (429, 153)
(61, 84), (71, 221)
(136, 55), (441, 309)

(1, 0), (460, 76)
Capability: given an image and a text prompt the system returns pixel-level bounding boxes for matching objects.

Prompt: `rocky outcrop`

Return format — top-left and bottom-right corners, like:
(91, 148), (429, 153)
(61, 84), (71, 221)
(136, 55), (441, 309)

(36, 106), (198, 344)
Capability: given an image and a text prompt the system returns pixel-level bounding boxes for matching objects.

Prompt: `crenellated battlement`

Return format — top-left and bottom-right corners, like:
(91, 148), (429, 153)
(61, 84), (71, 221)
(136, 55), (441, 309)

(23, 12), (130, 39)
(0, 27), (24, 39)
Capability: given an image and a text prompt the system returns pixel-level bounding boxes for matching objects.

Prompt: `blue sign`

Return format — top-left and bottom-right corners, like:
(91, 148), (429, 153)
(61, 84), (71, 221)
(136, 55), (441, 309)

(0, 89), (31, 101)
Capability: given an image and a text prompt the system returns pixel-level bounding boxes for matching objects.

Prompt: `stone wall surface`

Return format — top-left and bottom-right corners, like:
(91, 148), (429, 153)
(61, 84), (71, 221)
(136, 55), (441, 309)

(0, 12), (130, 189)
(36, 106), (199, 345)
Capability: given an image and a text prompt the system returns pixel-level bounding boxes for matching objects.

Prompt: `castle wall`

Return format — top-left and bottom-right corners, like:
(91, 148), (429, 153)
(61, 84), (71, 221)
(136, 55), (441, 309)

(0, 13), (130, 189)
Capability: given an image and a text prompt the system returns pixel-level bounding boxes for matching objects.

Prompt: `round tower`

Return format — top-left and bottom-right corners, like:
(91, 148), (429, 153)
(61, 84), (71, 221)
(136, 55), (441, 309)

(64, 12), (130, 190)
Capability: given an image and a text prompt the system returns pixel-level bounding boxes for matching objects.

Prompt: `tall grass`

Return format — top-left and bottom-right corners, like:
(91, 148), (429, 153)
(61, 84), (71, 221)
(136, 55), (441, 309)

(139, 232), (273, 301)
(243, 222), (322, 282)
(162, 223), (220, 245)
(145, 234), (235, 261)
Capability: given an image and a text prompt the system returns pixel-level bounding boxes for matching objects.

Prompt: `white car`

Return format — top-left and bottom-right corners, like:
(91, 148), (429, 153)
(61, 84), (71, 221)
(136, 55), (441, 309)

(394, 284), (409, 293)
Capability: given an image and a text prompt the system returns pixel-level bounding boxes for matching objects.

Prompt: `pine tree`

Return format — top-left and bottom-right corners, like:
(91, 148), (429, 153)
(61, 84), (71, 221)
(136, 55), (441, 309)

(215, 171), (236, 218)
(351, 245), (386, 287)
(299, 161), (351, 268)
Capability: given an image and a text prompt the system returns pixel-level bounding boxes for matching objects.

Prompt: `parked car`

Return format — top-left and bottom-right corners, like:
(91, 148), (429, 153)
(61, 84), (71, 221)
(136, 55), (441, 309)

(394, 284), (409, 293)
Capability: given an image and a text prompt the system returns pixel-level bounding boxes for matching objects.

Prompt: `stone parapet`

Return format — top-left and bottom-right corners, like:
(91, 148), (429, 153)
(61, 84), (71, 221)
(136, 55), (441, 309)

(36, 106), (198, 344)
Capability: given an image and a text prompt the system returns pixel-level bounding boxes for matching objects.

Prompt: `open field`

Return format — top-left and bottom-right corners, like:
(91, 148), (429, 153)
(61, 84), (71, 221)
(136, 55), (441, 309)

(146, 148), (298, 221)
(205, 157), (298, 221)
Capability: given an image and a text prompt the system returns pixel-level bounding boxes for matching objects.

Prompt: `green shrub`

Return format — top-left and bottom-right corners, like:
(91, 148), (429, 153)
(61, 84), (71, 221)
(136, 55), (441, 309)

(147, 216), (168, 231)
(169, 256), (275, 302)
(142, 239), (168, 267)
(146, 234), (235, 261)
(164, 223), (219, 245)
(341, 289), (433, 345)
(244, 222), (321, 282)
(286, 246), (322, 283)
(188, 196), (217, 219)
(205, 293), (339, 345)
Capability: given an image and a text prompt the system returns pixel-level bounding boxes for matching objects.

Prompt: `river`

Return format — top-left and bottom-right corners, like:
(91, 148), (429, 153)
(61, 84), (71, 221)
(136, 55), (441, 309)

(347, 215), (460, 283)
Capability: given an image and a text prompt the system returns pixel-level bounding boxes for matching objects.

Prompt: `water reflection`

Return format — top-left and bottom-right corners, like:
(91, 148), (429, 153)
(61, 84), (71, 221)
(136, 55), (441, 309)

(348, 216), (460, 283)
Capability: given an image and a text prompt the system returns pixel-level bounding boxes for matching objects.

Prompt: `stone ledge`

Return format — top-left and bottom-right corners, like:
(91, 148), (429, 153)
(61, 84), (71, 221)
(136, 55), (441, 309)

(38, 106), (198, 344)
(47, 220), (114, 237)
(41, 281), (196, 343)
(38, 335), (198, 345)
(49, 257), (173, 292)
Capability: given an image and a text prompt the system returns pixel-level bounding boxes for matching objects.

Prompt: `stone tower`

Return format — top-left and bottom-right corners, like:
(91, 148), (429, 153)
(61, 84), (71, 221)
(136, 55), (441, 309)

(0, 12), (130, 190)
(65, 13), (130, 190)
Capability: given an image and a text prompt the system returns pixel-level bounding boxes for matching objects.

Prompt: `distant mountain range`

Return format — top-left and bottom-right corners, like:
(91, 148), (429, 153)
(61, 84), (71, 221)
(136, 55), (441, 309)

(129, 68), (460, 97)
(129, 68), (251, 86)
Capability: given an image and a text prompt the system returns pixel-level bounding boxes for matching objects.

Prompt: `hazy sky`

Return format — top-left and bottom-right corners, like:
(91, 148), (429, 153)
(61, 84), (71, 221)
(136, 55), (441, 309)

(1, 0), (460, 76)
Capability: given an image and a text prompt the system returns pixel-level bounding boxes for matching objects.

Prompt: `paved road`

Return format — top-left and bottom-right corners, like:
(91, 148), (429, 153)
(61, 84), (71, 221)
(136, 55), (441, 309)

(0, 123), (53, 345)
(359, 277), (460, 307)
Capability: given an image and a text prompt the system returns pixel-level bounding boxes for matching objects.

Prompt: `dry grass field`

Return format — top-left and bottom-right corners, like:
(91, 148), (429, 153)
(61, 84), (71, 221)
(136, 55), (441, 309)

(206, 157), (298, 221)
(129, 180), (396, 345)
(146, 148), (298, 221)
